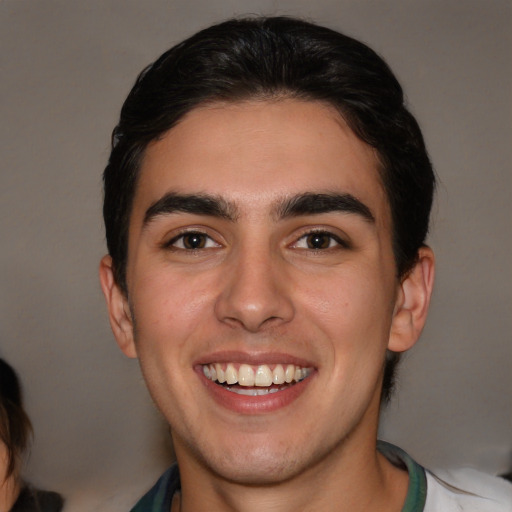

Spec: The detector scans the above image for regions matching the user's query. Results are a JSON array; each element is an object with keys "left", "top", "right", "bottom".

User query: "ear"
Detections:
[
  {"left": 99, "top": 255, "right": 138, "bottom": 358},
  {"left": 388, "top": 246, "right": 435, "bottom": 353}
]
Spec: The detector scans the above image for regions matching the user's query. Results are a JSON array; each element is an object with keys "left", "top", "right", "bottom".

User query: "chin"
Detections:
[
  {"left": 191, "top": 438, "right": 316, "bottom": 486},
  {"left": 212, "top": 456, "right": 303, "bottom": 486}
]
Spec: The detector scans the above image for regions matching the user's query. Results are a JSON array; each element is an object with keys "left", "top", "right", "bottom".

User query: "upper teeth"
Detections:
[{"left": 203, "top": 363, "right": 311, "bottom": 387}]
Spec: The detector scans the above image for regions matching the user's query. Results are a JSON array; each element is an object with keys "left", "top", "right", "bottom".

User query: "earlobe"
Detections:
[
  {"left": 99, "top": 255, "right": 138, "bottom": 358},
  {"left": 388, "top": 246, "right": 435, "bottom": 353}
]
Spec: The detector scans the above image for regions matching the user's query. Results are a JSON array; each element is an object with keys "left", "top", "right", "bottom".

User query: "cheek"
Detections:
[
  {"left": 296, "top": 265, "right": 395, "bottom": 383},
  {"left": 0, "top": 442, "right": 9, "bottom": 481},
  {"left": 131, "top": 270, "right": 217, "bottom": 354},
  {"left": 301, "top": 268, "right": 393, "bottom": 334}
]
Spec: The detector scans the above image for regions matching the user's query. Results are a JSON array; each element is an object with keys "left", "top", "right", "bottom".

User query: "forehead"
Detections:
[{"left": 132, "top": 99, "right": 389, "bottom": 225}]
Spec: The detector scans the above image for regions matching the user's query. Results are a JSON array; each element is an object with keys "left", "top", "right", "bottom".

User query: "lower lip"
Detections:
[{"left": 196, "top": 368, "right": 315, "bottom": 414}]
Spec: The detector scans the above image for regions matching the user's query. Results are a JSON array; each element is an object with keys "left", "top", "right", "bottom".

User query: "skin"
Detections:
[
  {"left": 0, "top": 441, "right": 20, "bottom": 511},
  {"left": 100, "top": 99, "right": 434, "bottom": 512}
]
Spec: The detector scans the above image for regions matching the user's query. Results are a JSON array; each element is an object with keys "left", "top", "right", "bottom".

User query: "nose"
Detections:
[{"left": 214, "top": 245, "right": 295, "bottom": 332}]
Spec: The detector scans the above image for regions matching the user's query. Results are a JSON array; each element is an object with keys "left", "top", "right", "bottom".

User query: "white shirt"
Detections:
[{"left": 425, "top": 467, "right": 512, "bottom": 511}]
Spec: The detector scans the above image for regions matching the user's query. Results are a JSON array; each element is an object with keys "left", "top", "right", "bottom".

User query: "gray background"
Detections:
[{"left": 1, "top": 1, "right": 510, "bottom": 510}]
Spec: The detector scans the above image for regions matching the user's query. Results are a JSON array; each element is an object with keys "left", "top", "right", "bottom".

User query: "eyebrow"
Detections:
[
  {"left": 144, "top": 192, "right": 239, "bottom": 225},
  {"left": 275, "top": 193, "right": 375, "bottom": 223},
  {"left": 143, "top": 191, "right": 375, "bottom": 226}
]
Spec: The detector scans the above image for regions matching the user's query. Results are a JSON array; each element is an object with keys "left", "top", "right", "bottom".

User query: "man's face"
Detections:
[{"left": 105, "top": 99, "right": 413, "bottom": 484}]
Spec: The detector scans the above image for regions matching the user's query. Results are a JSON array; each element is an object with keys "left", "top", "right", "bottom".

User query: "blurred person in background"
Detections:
[{"left": 0, "top": 359, "right": 63, "bottom": 512}]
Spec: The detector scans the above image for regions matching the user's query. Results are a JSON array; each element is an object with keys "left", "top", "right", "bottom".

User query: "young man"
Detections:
[{"left": 99, "top": 17, "right": 512, "bottom": 512}]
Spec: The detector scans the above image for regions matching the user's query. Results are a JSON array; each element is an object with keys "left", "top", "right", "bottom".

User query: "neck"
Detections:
[{"left": 0, "top": 474, "right": 21, "bottom": 512}]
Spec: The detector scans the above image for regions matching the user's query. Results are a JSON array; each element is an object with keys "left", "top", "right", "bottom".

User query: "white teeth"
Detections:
[
  {"left": 227, "top": 386, "right": 282, "bottom": 396},
  {"left": 225, "top": 363, "right": 237, "bottom": 385},
  {"left": 272, "top": 364, "right": 285, "bottom": 385},
  {"left": 215, "top": 363, "right": 226, "bottom": 383},
  {"left": 238, "top": 364, "right": 255, "bottom": 386},
  {"left": 285, "top": 365, "right": 295, "bottom": 383},
  {"left": 203, "top": 363, "right": 312, "bottom": 388},
  {"left": 254, "top": 365, "right": 273, "bottom": 387}
]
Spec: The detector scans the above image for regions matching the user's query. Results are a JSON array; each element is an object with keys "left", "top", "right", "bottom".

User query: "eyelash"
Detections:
[
  {"left": 292, "top": 230, "right": 350, "bottom": 251},
  {"left": 164, "top": 230, "right": 220, "bottom": 251}
]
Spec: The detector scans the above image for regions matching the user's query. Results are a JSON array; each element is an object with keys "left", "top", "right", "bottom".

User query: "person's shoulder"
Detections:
[
  {"left": 425, "top": 467, "right": 512, "bottom": 512},
  {"left": 33, "top": 489, "right": 64, "bottom": 512},
  {"left": 378, "top": 441, "right": 512, "bottom": 511},
  {"left": 130, "top": 465, "right": 180, "bottom": 512},
  {"left": 11, "top": 485, "right": 64, "bottom": 512}
]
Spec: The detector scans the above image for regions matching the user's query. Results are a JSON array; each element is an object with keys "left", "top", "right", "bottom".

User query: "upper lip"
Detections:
[{"left": 194, "top": 350, "right": 315, "bottom": 368}]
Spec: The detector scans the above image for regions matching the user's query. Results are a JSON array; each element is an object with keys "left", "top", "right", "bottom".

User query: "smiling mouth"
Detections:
[{"left": 202, "top": 363, "right": 312, "bottom": 396}]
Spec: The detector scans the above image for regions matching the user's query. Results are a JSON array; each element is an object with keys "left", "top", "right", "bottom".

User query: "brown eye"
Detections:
[
  {"left": 292, "top": 230, "right": 347, "bottom": 251},
  {"left": 182, "top": 233, "right": 207, "bottom": 249},
  {"left": 167, "top": 231, "right": 220, "bottom": 250},
  {"left": 306, "top": 233, "right": 332, "bottom": 249}
]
